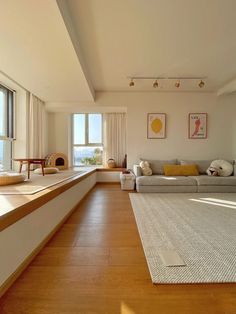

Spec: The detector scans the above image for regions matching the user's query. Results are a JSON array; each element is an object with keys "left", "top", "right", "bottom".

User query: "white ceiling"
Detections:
[
  {"left": 0, "top": 0, "right": 94, "bottom": 102},
  {"left": 65, "top": 0, "right": 236, "bottom": 92},
  {"left": 1, "top": 0, "right": 236, "bottom": 100}
]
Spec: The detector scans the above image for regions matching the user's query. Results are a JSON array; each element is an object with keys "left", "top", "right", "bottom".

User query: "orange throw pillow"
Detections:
[{"left": 163, "top": 164, "right": 199, "bottom": 176}]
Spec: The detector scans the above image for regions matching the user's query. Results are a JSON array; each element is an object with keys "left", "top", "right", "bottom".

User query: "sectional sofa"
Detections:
[{"left": 133, "top": 159, "right": 236, "bottom": 193}]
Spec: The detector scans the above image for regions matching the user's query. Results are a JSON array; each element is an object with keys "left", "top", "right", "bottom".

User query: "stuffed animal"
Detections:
[
  {"left": 206, "top": 160, "right": 233, "bottom": 177},
  {"left": 140, "top": 161, "right": 152, "bottom": 176},
  {"left": 206, "top": 166, "right": 219, "bottom": 176}
]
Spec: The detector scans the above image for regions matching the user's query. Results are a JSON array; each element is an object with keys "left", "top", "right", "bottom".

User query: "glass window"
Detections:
[
  {"left": 88, "top": 113, "right": 102, "bottom": 144},
  {"left": 0, "top": 84, "right": 14, "bottom": 171},
  {"left": 0, "top": 88, "right": 7, "bottom": 137},
  {"left": 73, "top": 114, "right": 85, "bottom": 145},
  {"left": 72, "top": 113, "right": 103, "bottom": 166}
]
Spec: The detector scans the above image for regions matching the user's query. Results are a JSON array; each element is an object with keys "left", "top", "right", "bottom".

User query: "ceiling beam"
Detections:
[
  {"left": 56, "top": 0, "right": 95, "bottom": 100},
  {"left": 217, "top": 77, "right": 236, "bottom": 96}
]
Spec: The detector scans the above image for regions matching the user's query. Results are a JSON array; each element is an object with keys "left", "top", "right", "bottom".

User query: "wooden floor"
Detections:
[{"left": 0, "top": 184, "right": 236, "bottom": 314}]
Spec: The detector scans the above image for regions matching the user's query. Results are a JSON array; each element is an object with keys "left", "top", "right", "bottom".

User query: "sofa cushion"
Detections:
[
  {"left": 192, "top": 175, "right": 236, "bottom": 186},
  {"left": 136, "top": 175, "right": 197, "bottom": 186},
  {"left": 140, "top": 158, "right": 177, "bottom": 175},
  {"left": 164, "top": 164, "right": 199, "bottom": 176},
  {"left": 179, "top": 160, "right": 213, "bottom": 174}
]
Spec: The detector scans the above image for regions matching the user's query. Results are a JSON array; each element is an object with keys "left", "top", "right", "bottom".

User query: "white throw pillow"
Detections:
[
  {"left": 139, "top": 161, "right": 152, "bottom": 176},
  {"left": 207, "top": 160, "right": 233, "bottom": 177}
]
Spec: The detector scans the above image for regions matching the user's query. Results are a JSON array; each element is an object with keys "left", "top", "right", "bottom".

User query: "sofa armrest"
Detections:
[
  {"left": 133, "top": 165, "right": 142, "bottom": 177},
  {"left": 233, "top": 161, "right": 236, "bottom": 176}
]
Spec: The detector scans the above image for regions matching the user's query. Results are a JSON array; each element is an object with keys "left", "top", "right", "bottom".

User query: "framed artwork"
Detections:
[
  {"left": 188, "top": 113, "right": 207, "bottom": 139},
  {"left": 147, "top": 113, "right": 166, "bottom": 139}
]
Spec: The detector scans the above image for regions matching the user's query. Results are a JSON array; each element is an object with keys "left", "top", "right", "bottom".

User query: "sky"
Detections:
[{"left": 73, "top": 114, "right": 102, "bottom": 144}]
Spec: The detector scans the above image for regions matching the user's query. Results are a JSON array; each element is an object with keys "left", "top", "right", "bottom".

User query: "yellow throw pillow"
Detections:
[{"left": 163, "top": 164, "right": 199, "bottom": 176}]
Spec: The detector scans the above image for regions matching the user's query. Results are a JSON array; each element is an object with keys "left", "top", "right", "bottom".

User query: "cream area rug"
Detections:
[
  {"left": 129, "top": 193, "right": 236, "bottom": 284},
  {"left": 0, "top": 170, "right": 85, "bottom": 195}
]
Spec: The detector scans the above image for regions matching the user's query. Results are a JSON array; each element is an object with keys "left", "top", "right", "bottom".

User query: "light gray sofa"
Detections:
[{"left": 133, "top": 159, "right": 236, "bottom": 193}]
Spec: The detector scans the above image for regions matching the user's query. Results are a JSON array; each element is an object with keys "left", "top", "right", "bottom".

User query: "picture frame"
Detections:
[
  {"left": 147, "top": 113, "right": 166, "bottom": 139},
  {"left": 188, "top": 113, "right": 207, "bottom": 139}
]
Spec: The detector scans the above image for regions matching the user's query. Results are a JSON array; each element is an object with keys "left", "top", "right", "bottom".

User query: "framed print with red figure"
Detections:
[{"left": 188, "top": 113, "right": 207, "bottom": 139}]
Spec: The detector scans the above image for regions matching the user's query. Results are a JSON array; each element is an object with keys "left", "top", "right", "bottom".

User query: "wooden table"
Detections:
[{"left": 13, "top": 158, "right": 46, "bottom": 179}]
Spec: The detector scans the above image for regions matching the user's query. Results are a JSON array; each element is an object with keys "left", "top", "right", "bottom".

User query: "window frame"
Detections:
[{"left": 72, "top": 113, "right": 103, "bottom": 166}]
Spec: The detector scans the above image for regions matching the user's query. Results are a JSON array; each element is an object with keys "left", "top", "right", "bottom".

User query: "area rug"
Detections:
[
  {"left": 129, "top": 193, "right": 236, "bottom": 284},
  {"left": 0, "top": 170, "right": 85, "bottom": 195}
]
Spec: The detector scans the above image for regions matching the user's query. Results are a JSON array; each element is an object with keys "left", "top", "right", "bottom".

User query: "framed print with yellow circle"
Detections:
[{"left": 147, "top": 113, "right": 166, "bottom": 139}]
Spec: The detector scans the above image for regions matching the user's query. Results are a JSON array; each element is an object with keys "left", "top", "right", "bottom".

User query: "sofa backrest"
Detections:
[
  {"left": 179, "top": 160, "right": 213, "bottom": 174},
  {"left": 135, "top": 159, "right": 236, "bottom": 176},
  {"left": 140, "top": 158, "right": 177, "bottom": 175}
]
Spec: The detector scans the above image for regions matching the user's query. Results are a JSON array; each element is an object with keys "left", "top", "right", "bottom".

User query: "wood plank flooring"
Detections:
[{"left": 0, "top": 184, "right": 236, "bottom": 314}]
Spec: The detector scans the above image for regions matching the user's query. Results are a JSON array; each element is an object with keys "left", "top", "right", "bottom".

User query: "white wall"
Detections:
[
  {"left": 0, "top": 172, "right": 96, "bottom": 288},
  {"left": 96, "top": 171, "right": 121, "bottom": 182},
  {"left": 46, "top": 92, "right": 236, "bottom": 168},
  {"left": 48, "top": 112, "right": 72, "bottom": 164}
]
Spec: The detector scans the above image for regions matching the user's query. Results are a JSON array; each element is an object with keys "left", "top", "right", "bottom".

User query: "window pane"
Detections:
[
  {"left": 73, "top": 146, "right": 103, "bottom": 166},
  {"left": 7, "top": 91, "right": 14, "bottom": 138},
  {"left": 0, "top": 89, "right": 7, "bottom": 137},
  {"left": 0, "top": 140, "right": 12, "bottom": 170},
  {"left": 73, "top": 114, "right": 85, "bottom": 144},
  {"left": 88, "top": 114, "right": 102, "bottom": 144}
]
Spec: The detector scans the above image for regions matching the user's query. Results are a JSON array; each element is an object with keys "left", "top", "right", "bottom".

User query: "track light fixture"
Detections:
[
  {"left": 175, "top": 80, "right": 180, "bottom": 88},
  {"left": 153, "top": 80, "right": 159, "bottom": 88},
  {"left": 198, "top": 80, "right": 205, "bottom": 88},
  {"left": 127, "top": 76, "right": 206, "bottom": 88},
  {"left": 129, "top": 79, "right": 134, "bottom": 87}
]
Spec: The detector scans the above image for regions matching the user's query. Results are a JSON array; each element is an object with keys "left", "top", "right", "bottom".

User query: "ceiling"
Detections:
[
  {"left": 65, "top": 0, "right": 236, "bottom": 93},
  {"left": 0, "top": 0, "right": 94, "bottom": 102},
  {"left": 1, "top": 0, "right": 236, "bottom": 101}
]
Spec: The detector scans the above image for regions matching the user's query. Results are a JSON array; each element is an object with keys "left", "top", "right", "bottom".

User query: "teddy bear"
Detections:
[{"left": 139, "top": 161, "right": 152, "bottom": 176}]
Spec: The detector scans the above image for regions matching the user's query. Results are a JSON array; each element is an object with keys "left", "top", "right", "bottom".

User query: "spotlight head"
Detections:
[
  {"left": 153, "top": 80, "right": 159, "bottom": 88},
  {"left": 175, "top": 80, "right": 180, "bottom": 88},
  {"left": 129, "top": 79, "right": 134, "bottom": 87},
  {"left": 199, "top": 80, "right": 205, "bottom": 88}
]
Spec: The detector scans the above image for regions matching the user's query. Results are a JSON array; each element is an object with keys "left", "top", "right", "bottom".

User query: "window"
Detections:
[
  {"left": 0, "top": 84, "right": 14, "bottom": 171},
  {"left": 72, "top": 113, "right": 103, "bottom": 166}
]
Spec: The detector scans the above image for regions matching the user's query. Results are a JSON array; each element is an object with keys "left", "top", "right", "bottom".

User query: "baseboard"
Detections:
[{"left": 0, "top": 183, "right": 95, "bottom": 298}]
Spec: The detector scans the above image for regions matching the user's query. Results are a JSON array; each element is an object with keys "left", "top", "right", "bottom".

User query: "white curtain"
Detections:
[
  {"left": 103, "top": 113, "right": 126, "bottom": 167},
  {"left": 28, "top": 93, "right": 46, "bottom": 158}
]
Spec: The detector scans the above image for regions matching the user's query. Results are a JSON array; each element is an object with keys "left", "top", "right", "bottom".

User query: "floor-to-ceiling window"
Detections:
[
  {"left": 72, "top": 113, "right": 103, "bottom": 166},
  {"left": 0, "top": 84, "right": 14, "bottom": 170}
]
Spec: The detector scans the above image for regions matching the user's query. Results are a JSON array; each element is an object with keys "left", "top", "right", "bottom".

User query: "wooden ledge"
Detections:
[
  {"left": 96, "top": 168, "right": 126, "bottom": 172},
  {"left": 0, "top": 169, "right": 96, "bottom": 232}
]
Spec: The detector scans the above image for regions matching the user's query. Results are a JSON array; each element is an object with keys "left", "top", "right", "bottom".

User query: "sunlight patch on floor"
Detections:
[
  {"left": 189, "top": 198, "right": 236, "bottom": 209},
  {"left": 200, "top": 197, "right": 236, "bottom": 206},
  {"left": 121, "top": 302, "right": 136, "bottom": 314}
]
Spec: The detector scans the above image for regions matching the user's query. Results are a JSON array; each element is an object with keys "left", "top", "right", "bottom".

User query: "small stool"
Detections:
[{"left": 120, "top": 172, "right": 136, "bottom": 190}]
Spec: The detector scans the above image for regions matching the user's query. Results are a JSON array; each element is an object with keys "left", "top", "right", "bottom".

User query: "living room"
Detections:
[{"left": 0, "top": 1, "right": 236, "bottom": 313}]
